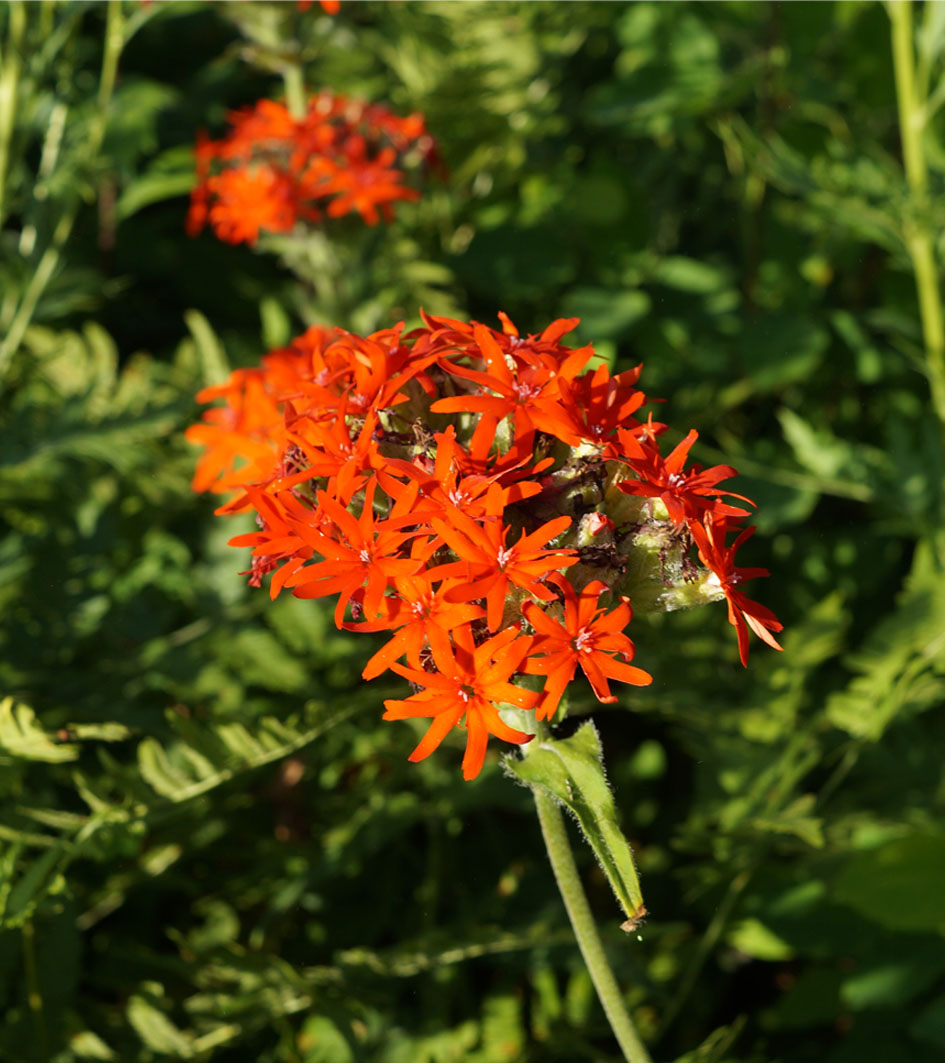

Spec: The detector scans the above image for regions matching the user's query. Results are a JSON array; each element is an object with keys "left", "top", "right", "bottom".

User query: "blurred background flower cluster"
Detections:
[{"left": 2, "top": 2, "right": 945, "bottom": 1061}]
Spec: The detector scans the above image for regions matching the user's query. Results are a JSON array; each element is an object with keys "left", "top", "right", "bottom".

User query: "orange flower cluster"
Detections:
[
  {"left": 188, "top": 313, "right": 782, "bottom": 778},
  {"left": 297, "top": 1, "right": 341, "bottom": 12},
  {"left": 187, "top": 92, "right": 437, "bottom": 245}
]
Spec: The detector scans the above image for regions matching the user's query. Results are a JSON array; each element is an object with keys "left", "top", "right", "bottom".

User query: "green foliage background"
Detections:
[{"left": 2, "top": 2, "right": 945, "bottom": 1061}]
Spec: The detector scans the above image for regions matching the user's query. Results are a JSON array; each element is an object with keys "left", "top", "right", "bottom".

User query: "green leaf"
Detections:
[
  {"left": 561, "top": 287, "right": 651, "bottom": 341},
  {"left": 299, "top": 1016, "right": 355, "bottom": 1063},
  {"left": 727, "top": 918, "right": 795, "bottom": 961},
  {"left": 116, "top": 146, "right": 195, "bottom": 220},
  {"left": 748, "top": 793, "right": 825, "bottom": 849},
  {"left": 769, "top": 968, "right": 842, "bottom": 1031},
  {"left": 224, "top": 628, "right": 310, "bottom": 693},
  {"left": 184, "top": 309, "right": 230, "bottom": 389},
  {"left": 842, "top": 951, "right": 945, "bottom": 1011},
  {"left": 137, "top": 701, "right": 351, "bottom": 803},
  {"left": 67, "top": 722, "right": 133, "bottom": 743},
  {"left": 827, "top": 536, "right": 945, "bottom": 739},
  {"left": 1, "top": 844, "right": 66, "bottom": 927},
  {"left": 912, "top": 992, "right": 945, "bottom": 1049},
  {"left": 504, "top": 721, "right": 644, "bottom": 925},
  {"left": 833, "top": 830, "right": 945, "bottom": 933},
  {"left": 260, "top": 294, "right": 293, "bottom": 350},
  {"left": 778, "top": 407, "right": 856, "bottom": 480},
  {"left": 70, "top": 1030, "right": 117, "bottom": 1060},
  {"left": 0, "top": 696, "right": 78, "bottom": 763},
  {"left": 738, "top": 315, "right": 830, "bottom": 393},
  {"left": 126, "top": 994, "right": 192, "bottom": 1057},
  {"left": 672, "top": 1018, "right": 747, "bottom": 1063},
  {"left": 650, "top": 255, "right": 730, "bottom": 294}
]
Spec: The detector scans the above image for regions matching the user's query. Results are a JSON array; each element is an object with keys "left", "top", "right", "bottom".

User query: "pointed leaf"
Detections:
[
  {"left": 0, "top": 697, "right": 78, "bottom": 763},
  {"left": 126, "top": 995, "right": 192, "bottom": 1057},
  {"left": 505, "top": 721, "right": 644, "bottom": 925},
  {"left": 185, "top": 309, "right": 230, "bottom": 388}
]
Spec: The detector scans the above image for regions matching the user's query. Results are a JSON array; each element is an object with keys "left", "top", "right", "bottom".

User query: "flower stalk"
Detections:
[{"left": 533, "top": 783, "right": 652, "bottom": 1063}]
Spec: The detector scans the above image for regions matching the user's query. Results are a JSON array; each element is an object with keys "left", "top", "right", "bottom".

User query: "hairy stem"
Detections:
[{"left": 533, "top": 786, "right": 652, "bottom": 1063}]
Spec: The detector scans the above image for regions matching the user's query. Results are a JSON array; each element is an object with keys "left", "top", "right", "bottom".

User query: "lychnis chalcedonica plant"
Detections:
[{"left": 189, "top": 304, "right": 782, "bottom": 1061}]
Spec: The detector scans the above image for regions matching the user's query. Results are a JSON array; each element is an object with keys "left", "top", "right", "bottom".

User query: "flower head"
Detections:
[
  {"left": 187, "top": 93, "right": 436, "bottom": 245},
  {"left": 189, "top": 310, "right": 782, "bottom": 777}
]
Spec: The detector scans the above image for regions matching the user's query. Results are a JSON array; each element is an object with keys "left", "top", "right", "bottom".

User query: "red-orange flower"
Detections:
[
  {"left": 616, "top": 429, "right": 753, "bottom": 525},
  {"left": 378, "top": 425, "right": 542, "bottom": 524},
  {"left": 689, "top": 517, "right": 784, "bottom": 666},
  {"left": 284, "top": 478, "right": 430, "bottom": 625},
  {"left": 187, "top": 93, "right": 434, "bottom": 245},
  {"left": 533, "top": 363, "right": 647, "bottom": 452},
  {"left": 430, "top": 324, "right": 568, "bottom": 445},
  {"left": 227, "top": 487, "right": 319, "bottom": 597},
  {"left": 345, "top": 573, "right": 485, "bottom": 680},
  {"left": 383, "top": 626, "right": 538, "bottom": 780},
  {"left": 303, "top": 150, "right": 420, "bottom": 226},
  {"left": 430, "top": 507, "right": 578, "bottom": 631},
  {"left": 205, "top": 166, "right": 298, "bottom": 245},
  {"left": 185, "top": 369, "right": 284, "bottom": 494},
  {"left": 523, "top": 577, "right": 652, "bottom": 720}
]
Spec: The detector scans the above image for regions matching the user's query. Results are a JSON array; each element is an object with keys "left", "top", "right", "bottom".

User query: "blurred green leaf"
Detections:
[
  {"left": 184, "top": 308, "right": 230, "bottom": 388},
  {"left": 70, "top": 1030, "right": 117, "bottom": 1060},
  {"left": 562, "top": 287, "right": 650, "bottom": 342},
  {"left": 137, "top": 701, "right": 351, "bottom": 803},
  {"left": 299, "top": 1016, "right": 354, "bottom": 1063},
  {"left": 828, "top": 537, "right": 945, "bottom": 739},
  {"left": 912, "top": 993, "right": 945, "bottom": 1049},
  {"left": 842, "top": 949, "right": 945, "bottom": 1010},
  {"left": 737, "top": 316, "right": 830, "bottom": 394},
  {"left": 833, "top": 830, "right": 945, "bottom": 933},
  {"left": 0, "top": 697, "right": 77, "bottom": 763},
  {"left": 126, "top": 994, "right": 192, "bottom": 1057},
  {"left": 0, "top": 845, "right": 65, "bottom": 928},
  {"left": 727, "top": 917, "right": 794, "bottom": 961},
  {"left": 116, "top": 146, "right": 195, "bottom": 220},
  {"left": 650, "top": 256, "right": 731, "bottom": 294}
]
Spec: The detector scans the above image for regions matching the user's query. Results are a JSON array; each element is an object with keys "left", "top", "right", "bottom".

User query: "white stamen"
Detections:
[{"left": 574, "top": 628, "right": 594, "bottom": 653}]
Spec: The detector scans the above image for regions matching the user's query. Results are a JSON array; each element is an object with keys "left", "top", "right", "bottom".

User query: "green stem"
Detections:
[
  {"left": 533, "top": 786, "right": 652, "bottom": 1063},
  {"left": 0, "top": 0, "right": 26, "bottom": 231},
  {"left": 97, "top": 0, "right": 123, "bottom": 117},
  {"left": 22, "top": 920, "right": 48, "bottom": 1062},
  {"left": 655, "top": 867, "right": 752, "bottom": 1040},
  {"left": 282, "top": 61, "right": 307, "bottom": 121},
  {"left": 0, "top": 0, "right": 123, "bottom": 381},
  {"left": 889, "top": 0, "right": 945, "bottom": 435}
]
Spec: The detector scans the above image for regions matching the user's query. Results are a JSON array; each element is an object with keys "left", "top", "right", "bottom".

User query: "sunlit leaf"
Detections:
[{"left": 505, "top": 721, "right": 644, "bottom": 925}]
